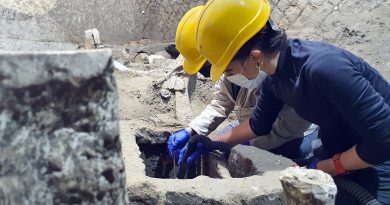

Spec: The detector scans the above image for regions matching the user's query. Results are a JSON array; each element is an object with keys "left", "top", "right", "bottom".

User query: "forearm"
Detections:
[
  {"left": 189, "top": 80, "right": 235, "bottom": 135},
  {"left": 211, "top": 120, "right": 256, "bottom": 145},
  {"left": 317, "top": 145, "right": 371, "bottom": 176},
  {"left": 189, "top": 103, "right": 233, "bottom": 135}
]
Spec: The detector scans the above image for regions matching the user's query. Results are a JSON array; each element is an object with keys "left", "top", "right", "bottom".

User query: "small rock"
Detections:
[
  {"left": 173, "top": 77, "right": 185, "bottom": 91},
  {"left": 153, "top": 58, "right": 182, "bottom": 72},
  {"left": 162, "top": 76, "right": 186, "bottom": 92},
  {"left": 148, "top": 54, "right": 166, "bottom": 64},
  {"left": 162, "top": 76, "right": 174, "bottom": 90},
  {"left": 154, "top": 50, "right": 172, "bottom": 59},
  {"left": 137, "top": 43, "right": 174, "bottom": 55},
  {"left": 112, "top": 48, "right": 134, "bottom": 65},
  {"left": 280, "top": 167, "right": 337, "bottom": 205},
  {"left": 84, "top": 28, "right": 101, "bottom": 49},
  {"left": 113, "top": 61, "right": 130, "bottom": 71},
  {"left": 134, "top": 53, "right": 149, "bottom": 64},
  {"left": 165, "top": 44, "right": 180, "bottom": 59},
  {"left": 135, "top": 127, "right": 170, "bottom": 145},
  {"left": 160, "top": 89, "right": 171, "bottom": 99}
]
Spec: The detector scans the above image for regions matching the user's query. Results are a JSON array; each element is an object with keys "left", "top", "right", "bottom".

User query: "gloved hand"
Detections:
[
  {"left": 178, "top": 142, "right": 210, "bottom": 167},
  {"left": 307, "top": 157, "right": 320, "bottom": 169},
  {"left": 167, "top": 128, "right": 191, "bottom": 159}
]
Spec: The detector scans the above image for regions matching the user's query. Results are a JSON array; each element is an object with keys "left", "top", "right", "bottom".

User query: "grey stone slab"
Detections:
[{"left": 228, "top": 145, "right": 295, "bottom": 178}]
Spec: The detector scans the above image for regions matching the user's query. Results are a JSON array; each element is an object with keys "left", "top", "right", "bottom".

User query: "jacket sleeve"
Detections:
[
  {"left": 251, "top": 105, "right": 312, "bottom": 150},
  {"left": 188, "top": 78, "right": 235, "bottom": 136},
  {"left": 312, "top": 53, "right": 390, "bottom": 165},
  {"left": 249, "top": 77, "right": 285, "bottom": 137}
]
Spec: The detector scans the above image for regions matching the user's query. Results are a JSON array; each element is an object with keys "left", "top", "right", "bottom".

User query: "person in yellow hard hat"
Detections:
[
  {"left": 184, "top": 0, "right": 390, "bottom": 204},
  {"left": 168, "top": 6, "right": 320, "bottom": 171},
  {"left": 174, "top": 6, "right": 208, "bottom": 77}
]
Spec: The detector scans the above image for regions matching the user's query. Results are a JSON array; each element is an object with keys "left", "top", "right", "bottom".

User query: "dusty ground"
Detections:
[
  {"left": 114, "top": 69, "right": 222, "bottom": 131},
  {"left": 115, "top": 71, "right": 171, "bottom": 121},
  {"left": 114, "top": 62, "right": 239, "bottom": 147}
]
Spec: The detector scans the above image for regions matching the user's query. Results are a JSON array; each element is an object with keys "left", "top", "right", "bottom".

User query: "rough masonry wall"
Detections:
[
  {"left": 132, "top": 0, "right": 207, "bottom": 42},
  {"left": 0, "top": 50, "right": 127, "bottom": 205},
  {"left": 0, "top": 0, "right": 206, "bottom": 51},
  {"left": 269, "top": 0, "right": 390, "bottom": 79}
]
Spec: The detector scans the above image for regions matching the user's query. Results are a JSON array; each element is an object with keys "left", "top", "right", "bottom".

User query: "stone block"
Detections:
[
  {"left": 84, "top": 28, "right": 101, "bottom": 49},
  {"left": 228, "top": 145, "right": 295, "bottom": 178},
  {"left": 280, "top": 167, "right": 337, "bottom": 205},
  {"left": 134, "top": 53, "right": 150, "bottom": 64},
  {"left": 137, "top": 43, "right": 174, "bottom": 55},
  {"left": 165, "top": 44, "right": 180, "bottom": 59},
  {"left": 0, "top": 50, "right": 127, "bottom": 205},
  {"left": 155, "top": 50, "right": 172, "bottom": 59},
  {"left": 112, "top": 49, "right": 133, "bottom": 66},
  {"left": 148, "top": 54, "right": 166, "bottom": 64}
]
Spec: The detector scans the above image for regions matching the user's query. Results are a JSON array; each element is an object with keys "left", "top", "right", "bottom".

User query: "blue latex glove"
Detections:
[
  {"left": 167, "top": 128, "right": 191, "bottom": 159},
  {"left": 307, "top": 158, "right": 320, "bottom": 169},
  {"left": 178, "top": 142, "right": 210, "bottom": 167}
]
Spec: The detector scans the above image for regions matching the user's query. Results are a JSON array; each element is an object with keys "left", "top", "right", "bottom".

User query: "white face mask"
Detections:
[
  {"left": 226, "top": 71, "right": 267, "bottom": 89},
  {"left": 226, "top": 58, "right": 267, "bottom": 89}
]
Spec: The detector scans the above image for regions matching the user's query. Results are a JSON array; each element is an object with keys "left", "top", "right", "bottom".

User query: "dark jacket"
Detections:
[{"left": 249, "top": 39, "right": 390, "bottom": 165}]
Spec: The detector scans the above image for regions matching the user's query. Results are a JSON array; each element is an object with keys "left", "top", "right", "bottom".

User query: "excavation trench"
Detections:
[{"left": 135, "top": 128, "right": 209, "bottom": 179}]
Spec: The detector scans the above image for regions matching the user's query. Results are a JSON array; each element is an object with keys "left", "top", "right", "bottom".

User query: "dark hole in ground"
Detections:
[{"left": 135, "top": 128, "right": 177, "bottom": 179}]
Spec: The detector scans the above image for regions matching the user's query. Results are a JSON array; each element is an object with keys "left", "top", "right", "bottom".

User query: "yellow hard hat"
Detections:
[
  {"left": 196, "top": 0, "right": 271, "bottom": 81},
  {"left": 175, "top": 6, "right": 206, "bottom": 75}
]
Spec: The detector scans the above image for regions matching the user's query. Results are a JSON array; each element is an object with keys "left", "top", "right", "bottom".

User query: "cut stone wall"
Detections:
[{"left": 0, "top": 50, "right": 127, "bottom": 205}]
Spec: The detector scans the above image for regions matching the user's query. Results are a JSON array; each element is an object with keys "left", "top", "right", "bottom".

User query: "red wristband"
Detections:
[{"left": 332, "top": 153, "right": 346, "bottom": 176}]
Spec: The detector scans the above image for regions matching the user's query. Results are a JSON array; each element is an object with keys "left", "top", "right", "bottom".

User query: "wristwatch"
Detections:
[{"left": 332, "top": 153, "right": 347, "bottom": 176}]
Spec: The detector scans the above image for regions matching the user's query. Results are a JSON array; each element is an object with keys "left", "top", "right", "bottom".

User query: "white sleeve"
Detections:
[{"left": 189, "top": 78, "right": 235, "bottom": 135}]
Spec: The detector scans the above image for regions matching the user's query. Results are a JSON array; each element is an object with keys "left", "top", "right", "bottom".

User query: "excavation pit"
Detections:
[
  {"left": 135, "top": 128, "right": 205, "bottom": 179},
  {"left": 135, "top": 128, "right": 174, "bottom": 178},
  {"left": 122, "top": 121, "right": 288, "bottom": 204}
]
